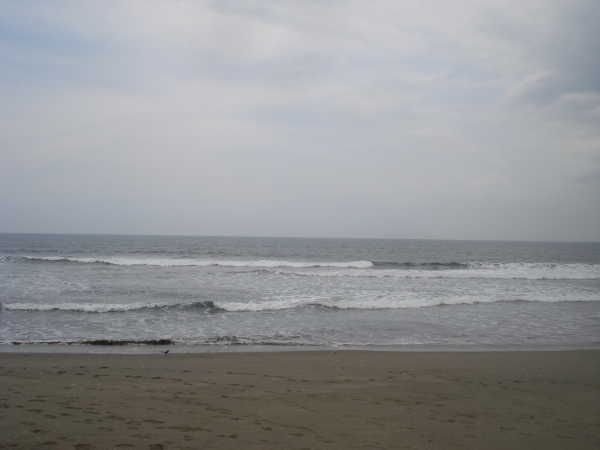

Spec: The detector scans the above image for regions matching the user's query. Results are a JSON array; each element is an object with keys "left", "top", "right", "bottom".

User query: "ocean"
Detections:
[{"left": 1, "top": 234, "right": 599, "bottom": 351}]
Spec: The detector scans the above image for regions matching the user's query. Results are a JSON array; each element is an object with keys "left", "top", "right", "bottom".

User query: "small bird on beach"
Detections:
[{"left": 163, "top": 349, "right": 169, "bottom": 355}]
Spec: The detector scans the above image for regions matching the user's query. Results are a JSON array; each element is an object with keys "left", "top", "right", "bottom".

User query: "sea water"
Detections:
[{"left": 1, "top": 234, "right": 599, "bottom": 351}]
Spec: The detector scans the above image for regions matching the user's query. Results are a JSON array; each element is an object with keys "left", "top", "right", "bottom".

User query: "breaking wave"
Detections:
[
  {"left": 277, "top": 262, "right": 600, "bottom": 280},
  {"left": 1, "top": 300, "right": 223, "bottom": 313},
  {"left": 3, "top": 255, "right": 599, "bottom": 279},
  {"left": 5, "top": 255, "right": 374, "bottom": 269},
  {"left": 2, "top": 296, "right": 596, "bottom": 314}
]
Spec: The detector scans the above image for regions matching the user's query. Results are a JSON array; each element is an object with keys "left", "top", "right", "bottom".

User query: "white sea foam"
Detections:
[
  {"left": 3, "top": 302, "right": 170, "bottom": 312},
  {"left": 220, "top": 296, "right": 331, "bottom": 312},
  {"left": 7, "top": 256, "right": 600, "bottom": 279},
  {"left": 277, "top": 262, "right": 600, "bottom": 280},
  {"left": 3, "top": 293, "right": 597, "bottom": 314},
  {"left": 15, "top": 255, "right": 374, "bottom": 269},
  {"left": 1, "top": 300, "right": 219, "bottom": 313},
  {"left": 223, "top": 294, "right": 598, "bottom": 312}
]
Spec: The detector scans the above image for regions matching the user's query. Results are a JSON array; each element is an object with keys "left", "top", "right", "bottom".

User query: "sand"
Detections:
[{"left": 1, "top": 350, "right": 599, "bottom": 449}]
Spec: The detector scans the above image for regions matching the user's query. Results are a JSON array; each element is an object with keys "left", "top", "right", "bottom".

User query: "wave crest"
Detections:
[
  {"left": 6, "top": 255, "right": 374, "bottom": 269},
  {"left": 3, "top": 297, "right": 596, "bottom": 315},
  {"left": 372, "top": 261, "right": 468, "bottom": 269},
  {"left": 2, "top": 300, "right": 222, "bottom": 313},
  {"left": 3, "top": 256, "right": 598, "bottom": 279}
]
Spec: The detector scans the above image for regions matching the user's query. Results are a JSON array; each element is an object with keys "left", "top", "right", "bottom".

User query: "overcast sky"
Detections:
[{"left": 1, "top": 0, "right": 599, "bottom": 241}]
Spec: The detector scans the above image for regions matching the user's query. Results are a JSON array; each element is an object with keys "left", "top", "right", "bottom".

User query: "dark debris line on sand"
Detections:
[
  {"left": 82, "top": 339, "right": 173, "bottom": 346},
  {"left": 9, "top": 339, "right": 174, "bottom": 346}
]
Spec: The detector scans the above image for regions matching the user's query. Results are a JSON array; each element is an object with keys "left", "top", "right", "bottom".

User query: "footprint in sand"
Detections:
[{"left": 74, "top": 444, "right": 93, "bottom": 450}]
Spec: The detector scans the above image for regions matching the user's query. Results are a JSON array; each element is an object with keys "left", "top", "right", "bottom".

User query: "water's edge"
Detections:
[{"left": 3, "top": 342, "right": 600, "bottom": 355}]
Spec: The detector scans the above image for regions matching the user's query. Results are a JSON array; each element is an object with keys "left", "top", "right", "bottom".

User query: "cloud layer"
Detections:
[{"left": 1, "top": 0, "right": 599, "bottom": 240}]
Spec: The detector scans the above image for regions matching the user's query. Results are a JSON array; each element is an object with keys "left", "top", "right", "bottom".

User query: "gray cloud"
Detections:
[
  {"left": 0, "top": 0, "right": 598, "bottom": 240},
  {"left": 485, "top": 0, "right": 600, "bottom": 112}
]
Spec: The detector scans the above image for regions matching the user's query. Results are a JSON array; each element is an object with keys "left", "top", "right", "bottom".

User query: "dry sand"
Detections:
[{"left": 1, "top": 350, "right": 599, "bottom": 449}]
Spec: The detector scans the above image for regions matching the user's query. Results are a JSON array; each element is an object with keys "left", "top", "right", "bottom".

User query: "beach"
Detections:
[{"left": 1, "top": 350, "right": 599, "bottom": 449}]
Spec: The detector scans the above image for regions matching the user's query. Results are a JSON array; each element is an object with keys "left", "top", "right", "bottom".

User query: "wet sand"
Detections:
[{"left": 1, "top": 350, "right": 599, "bottom": 449}]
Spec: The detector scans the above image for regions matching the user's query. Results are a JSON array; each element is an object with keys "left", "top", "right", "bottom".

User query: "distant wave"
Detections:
[
  {"left": 2, "top": 296, "right": 596, "bottom": 315},
  {"left": 5, "top": 255, "right": 374, "bottom": 269},
  {"left": 4, "top": 255, "right": 599, "bottom": 279},
  {"left": 277, "top": 262, "right": 600, "bottom": 280},
  {"left": 2, "top": 256, "right": 474, "bottom": 270}
]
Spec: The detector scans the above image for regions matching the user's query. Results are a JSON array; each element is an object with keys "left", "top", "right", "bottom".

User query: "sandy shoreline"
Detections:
[{"left": 1, "top": 351, "right": 599, "bottom": 449}]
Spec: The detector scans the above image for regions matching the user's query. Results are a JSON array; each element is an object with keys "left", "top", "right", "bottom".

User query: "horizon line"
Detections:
[{"left": 0, "top": 231, "right": 598, "bottom": 244}]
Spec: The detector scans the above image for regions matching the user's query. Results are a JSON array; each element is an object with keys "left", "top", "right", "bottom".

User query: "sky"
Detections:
[{"left": 1, "top": 0, "right": 599, "bottom": 241}]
